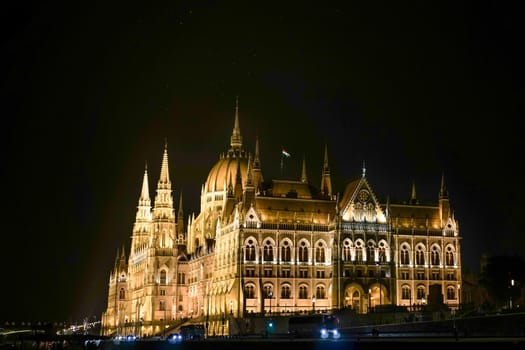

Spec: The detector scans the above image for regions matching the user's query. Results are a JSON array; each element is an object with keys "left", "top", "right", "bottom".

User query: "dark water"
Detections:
[
  {"left": 4, "top": 334, "right": 524, "bottom": 350},
  {"left": 98, "top": 337, "right": 524, "bottom": 350}
]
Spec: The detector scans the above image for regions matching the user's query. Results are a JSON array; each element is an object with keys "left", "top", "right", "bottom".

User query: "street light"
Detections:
[
  {"left": 376, "top": 262, "right": 382, "bottom": 306},
  {"left": 368, "top": 288, "right": 372, "bottom": 312},
  {"left": 266, "top": 286, "right": 273, "bottom": 315},
  {"left": 510, "top": 278, "right": 515, "bottom": 310},
  {"left": 457, "top": 283, "right": 461, "bottom": 311},
  {"left": 312, "top": 295, "right": 316, "bottom": 313}
]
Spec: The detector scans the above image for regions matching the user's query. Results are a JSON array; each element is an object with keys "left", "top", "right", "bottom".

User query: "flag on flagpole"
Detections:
[{"left": 282, "top": 148, "right": 291, "bottom": 158}]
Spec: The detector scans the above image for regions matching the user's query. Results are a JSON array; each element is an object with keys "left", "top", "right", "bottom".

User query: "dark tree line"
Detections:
[{"left": 478, "top": 254, "right": 524, "bottom": 310}]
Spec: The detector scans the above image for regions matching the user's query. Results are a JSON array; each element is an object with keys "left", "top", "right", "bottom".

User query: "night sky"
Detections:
[{"left": 1, "top": 1, "right": 523, "bottom": 323}]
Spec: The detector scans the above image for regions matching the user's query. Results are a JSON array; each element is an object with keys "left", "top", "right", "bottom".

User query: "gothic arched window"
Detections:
[
  {"left": 281, "top": 285, "right": 291, "bottom": 299},
  {"left": 446, "top": 286, "right": 455, "bottom": 300},
  {"left": 400, "top": 245, "right": 410, "bottom": 265},
  {"left": 343, "top": 240, "right": 351, "bottom": 261},
  {"left": 298, "top": 241, "right": 308, "bottom": 262},
  {"left": 417, "top": 286, "right": 425, "bottom": 300},
  {"left": 245, "top": 285, "right": 255, "bottom": 299},
  {"left": 445, "top": 246, "right": 454, "bottom": 266},
  {"left": 299, "top": 285, "right": 308, "bottom": 299},
  {"left": 264, "top": 239, "right": 274, "bottom": 262},
  {"left": 245, "top": 239, "right": 256, "bottom": 261},
  {"left": 355, "top": 241, "right": 363, "bottom": 262},
  {"left": 415, "top": 246, "right": 425, "bottom": 265},
  {"left": 281, "top": 241, "right": 291, "bottom": 262},
  {"left": 402, "top": 285, "right": 411, "bottom": 300},
  {"left": 316, "top": 285, "right": 326, "bottom": 299},
  {"left": 315, "top": 242, "right": 325, "bottom": 263},
  {"left": 367, "top": 241, "right": 376, "bottom": 262},
  {"left": 431, "top": 246, "right": 440, "bottom": 265}
]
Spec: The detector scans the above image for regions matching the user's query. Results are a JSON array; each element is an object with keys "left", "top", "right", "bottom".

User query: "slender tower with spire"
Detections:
[
  {"left": 301, "top": 154, "right": 308, "bottom": 183},
  {"left": 320, "top": 144, "right": 332, "bottom": 198},
  {"left": 229, "top": 95, "right": 243, "bottom": 154}
]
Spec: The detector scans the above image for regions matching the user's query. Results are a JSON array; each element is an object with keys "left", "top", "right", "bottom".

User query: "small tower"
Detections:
[{"left": 320, "top": 144, "right": 333, "bottom": 198}]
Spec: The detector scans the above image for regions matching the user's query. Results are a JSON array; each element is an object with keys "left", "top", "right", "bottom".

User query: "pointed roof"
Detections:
[
  {"left": 178, "top": 190, "right": 184, "bottom": 217},
  {"left": 320, "top": 143, "right": 332, "bottom": 197},
  {"left": 323, "top": 143, "right": 329, "bottom": 170},
  {"left": 230, "top": 95, "right": 242, "bottom": 149},
  {"left": 439, "top": 171, "right": 449, "bottom": 198},
  {"left": 301, "top": 154, "right": 308, "bottom": 183},
  {"left": 139, "top": 162, "right": 151, "bottom": 205},
  {"left": 245, "top": 154, "right": 253, "bottom": 187},
  {"left": 205, "top": 97, "right": 249, "bottom": 193},
  {"left": 253, "top": 135, "right": 261, "bottom": 169},
  {"left": 339, "top": 177, "right": 365, "bottom": 210},
  {"left": 158, "top": 141, "right": 171, "bottom": 188}
]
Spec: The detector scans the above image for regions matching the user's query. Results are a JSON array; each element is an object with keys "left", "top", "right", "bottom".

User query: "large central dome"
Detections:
[{"left": 205, "top": 152, "right": 249, "bottom": 193}]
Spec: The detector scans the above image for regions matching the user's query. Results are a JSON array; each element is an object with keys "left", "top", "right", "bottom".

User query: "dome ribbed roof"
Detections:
[{"left": 205, "top": 153, "right": 249, "bottom": 192}]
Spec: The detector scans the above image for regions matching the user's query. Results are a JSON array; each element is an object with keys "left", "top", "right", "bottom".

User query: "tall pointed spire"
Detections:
[
  {"left": 252, "top": 135, "right": 264, "bottom": 190},
  {"left": 158, "top": 140, "right": 171, "bottom": 188},
  {"left": 245, "top": 154, "right": 253, "bottom": 187},
  {"left": 439, "top": 171, "right": 448, "bottom": 198},
  {"left": 227, "top": 171, "right": 234, "bottom": 197},
  {"left": 438, "top": 171, "right": 451, "bottom": 224},
  {"left": 410, "top": 180, "right": 418, "bottom": 205},
  {"left": 230, "top": 95, "right": 242, "bottom": 150},
  {"left": 114, "top": 246, "right": 120, "bottom": 267},
  {"left": 320, "top": 143, "right": 332, "bottom": 198},
  {"left": 301, "top": 154, "right": 308, "bottom": 183},
  {"left": 152, "top": 142, "right": 175, "bottom": 247},
  {"left": 140, "top": 162, "right": 150, "bottom": 205},
  {"left": 178, "top": 190, "right": 184, "bottom": 219},
  {"left": 243, "top": 154, "right": 256, "bottom": 206},
  {"left": 234, "top": 158, "right": 243, "bottom": 199},
  {"left": 253, "top": 135, "right": 261, "bottom": 169},
  {"left": 177, "top": 190, "right": 184, "bottom": 238},
  {"left": 117, "top": 244, "right": 127, "bottom": 274},
  {"left": 135, "top": 162, "right": 152, "bottom": 223}
]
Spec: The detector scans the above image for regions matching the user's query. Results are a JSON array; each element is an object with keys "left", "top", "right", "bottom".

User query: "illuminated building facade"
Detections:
[{"left": 101, "top": 99, "right": 462, "bottom": 336}]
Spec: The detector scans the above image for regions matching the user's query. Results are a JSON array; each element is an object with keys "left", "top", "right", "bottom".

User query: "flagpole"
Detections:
[
  {"left": 280, "top": 154, "right": 284, "bottom": 177},
  {"left": 281, "top": 147, "right": 290, "bottom": 177}
]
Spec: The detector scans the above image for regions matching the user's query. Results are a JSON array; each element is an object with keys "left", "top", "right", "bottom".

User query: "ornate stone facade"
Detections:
[{"left": 101, "top": 99, "right": 462, "bottom": 337}]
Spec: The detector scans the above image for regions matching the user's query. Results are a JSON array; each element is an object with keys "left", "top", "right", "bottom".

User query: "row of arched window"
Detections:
[
  {"left": 244, "top": 237, "right": 395, "bottom": 264},
  {"left": 341, "top": 238, "right": 389, "bottom": 262},
  {"left": 243, "top": 237, "right": 458, "bottom": 267},
  {"left": 399, "top": 243, "right": 458, "bottom": 266},
  {"left": 401, "top": 284, "right": 460, "bottom": 300},
  {"left": 244, "top": 284, "right": 327, "bottom": 300},
  {"left": 244, "top": 238, "right": 328, "bottom": 263}
]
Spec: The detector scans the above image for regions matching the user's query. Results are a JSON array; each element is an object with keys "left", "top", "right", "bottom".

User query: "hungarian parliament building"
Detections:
[{"left": 101, "top": 100, "right": 462, "bottom": 337}]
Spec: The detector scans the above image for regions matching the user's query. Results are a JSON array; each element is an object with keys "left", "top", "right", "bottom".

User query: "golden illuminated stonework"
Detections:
[{"left": 100, "top": 99, "right": 462, "bottom": 338}]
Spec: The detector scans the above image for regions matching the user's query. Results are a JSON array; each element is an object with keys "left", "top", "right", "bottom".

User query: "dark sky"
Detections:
[{"left": 1, "top": 1, "right": 523, "bottom": 323}]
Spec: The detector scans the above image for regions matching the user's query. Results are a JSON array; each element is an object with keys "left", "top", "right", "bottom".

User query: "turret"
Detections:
[
  {"left": 439, "top": 172, "right": 451, "bottom": 224},
  {"left": 152, "top": 141, "right": 175, "bottom": 248},
  {"left": 252, "top": 136, "right": 263, "bottom": 191},
  {"left": 177, "top": 191, "right": 185, "bottom": 241},
  {"left": 320, "top": 144, "right": 332, "bottom": 198},
  {"left": 301, "top": 154, "right": 308, "bottom": 183}
]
